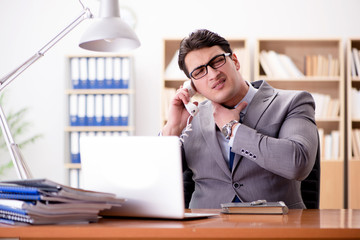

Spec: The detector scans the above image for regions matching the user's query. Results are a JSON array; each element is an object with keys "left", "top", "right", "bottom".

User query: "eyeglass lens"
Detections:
[{"left": 191, "top": 54, "right": 228, "bottom": 80}]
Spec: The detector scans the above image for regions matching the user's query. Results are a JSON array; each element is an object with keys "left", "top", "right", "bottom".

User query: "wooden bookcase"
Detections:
[
  {"left": 346, "top": 38, "right": 360, "bottom": 209},
  {"left": 255, "top": 39, "right": 345, "bottom": 209},
  {"left": 161, "top": 39, "right": 250, "bottom": 126},
  {"left": 64, "top": 55, "right": 135, "bottom": 188}
]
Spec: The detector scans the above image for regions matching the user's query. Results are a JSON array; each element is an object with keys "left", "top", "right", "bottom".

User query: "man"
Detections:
[{"left": 161, "top": 29, "right": 318, "bottom": 209}]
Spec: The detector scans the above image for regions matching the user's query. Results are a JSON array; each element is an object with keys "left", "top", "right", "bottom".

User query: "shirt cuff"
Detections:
[{"left": 228, "top": 123, "right": 241, "bottom": 147}]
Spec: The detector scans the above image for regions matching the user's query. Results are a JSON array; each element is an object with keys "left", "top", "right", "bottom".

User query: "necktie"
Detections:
[
  {"left": 230, "top": 111, "right": 243, "bottom": 203},
  {"left": 229, "top": 147, "right": 235, "bottom": 170}
]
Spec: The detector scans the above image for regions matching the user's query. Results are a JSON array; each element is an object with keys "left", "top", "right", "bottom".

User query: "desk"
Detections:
[{"left": 0, "top": 209, "right": 359, "bottom": 240}]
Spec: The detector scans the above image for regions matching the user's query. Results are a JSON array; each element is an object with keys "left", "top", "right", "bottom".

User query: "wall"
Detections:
[{"left": 0, "top": 0, "right": 359, "bottom": 183}]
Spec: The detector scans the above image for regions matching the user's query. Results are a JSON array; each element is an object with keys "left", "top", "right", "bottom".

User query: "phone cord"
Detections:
[{"left": 179, "top": 115, "right": 193, "bottom": 144}]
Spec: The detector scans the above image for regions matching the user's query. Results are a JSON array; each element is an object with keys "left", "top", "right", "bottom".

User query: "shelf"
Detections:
[
  {"left": 65, "top": 55, "right": 135, "bottom": 189},
  {"left": 65, "top": 89, "right": 134, "bottom": 95},
  {"left": 65, "top": 163, "right": 81, "bottom": 169},
  {"left": 256, "top": 38, "right": 344, "bottom": 209},
  {"left": 347, "top": 39, "right": 360, "bottom": 209},
  {"left": 65, "top": 126, "right": 134, "bottom": 132},
  {"left": 260, "top": 76, "right": 341, "bottom": 81}
]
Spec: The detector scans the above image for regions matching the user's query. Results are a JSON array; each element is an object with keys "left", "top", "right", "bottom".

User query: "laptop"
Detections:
[{"left": 79, "top": 135, "right": 217, "bottom": 219}]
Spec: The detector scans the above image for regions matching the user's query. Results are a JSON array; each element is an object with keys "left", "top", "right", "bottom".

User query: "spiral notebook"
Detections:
[{"left": 79, "top": 135, "right": 217, "bottom": 219}]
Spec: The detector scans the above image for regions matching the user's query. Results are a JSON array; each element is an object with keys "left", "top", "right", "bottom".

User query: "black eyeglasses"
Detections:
[{"left": 189, "top": 53, "right": 231, "bottom": 80}]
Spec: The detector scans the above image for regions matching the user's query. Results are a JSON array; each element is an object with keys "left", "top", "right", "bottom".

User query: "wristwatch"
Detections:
[{"left": 221, "top": 120, "right": 239, "bottom": 140}]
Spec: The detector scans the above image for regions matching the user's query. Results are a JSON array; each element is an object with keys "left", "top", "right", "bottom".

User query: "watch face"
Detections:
[{"left": 221, "top": 126, "right": 230, "bottom": 138}]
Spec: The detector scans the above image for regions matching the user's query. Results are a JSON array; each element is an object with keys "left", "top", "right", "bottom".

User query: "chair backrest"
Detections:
[{"left": 300, "top": 132, "right": 321, "bottom": 209}]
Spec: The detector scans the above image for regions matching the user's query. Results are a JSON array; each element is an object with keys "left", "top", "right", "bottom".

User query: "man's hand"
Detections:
[
  {"left": 162, "top": 85, "right": 197, "bottom": 136},
  {"left": 212, "top": 101, "right": 248, "bottom": 130}
]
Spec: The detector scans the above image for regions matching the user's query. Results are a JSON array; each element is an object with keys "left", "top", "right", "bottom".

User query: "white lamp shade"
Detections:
[
  {"left": 79, "top": 17, "right": 140, "bottom": 52},
  {"left": 79, "top": 0, "right": 140, "bottom": 52}
]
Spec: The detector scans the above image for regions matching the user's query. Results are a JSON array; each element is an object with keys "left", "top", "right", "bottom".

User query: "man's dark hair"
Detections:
[{"left": 178, "top": 29, "right": 232, "bottom": 78}]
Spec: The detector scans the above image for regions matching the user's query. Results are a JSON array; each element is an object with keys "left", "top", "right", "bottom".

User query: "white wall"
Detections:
[{"left": 0, "top": 0, "right": 359, "bottom": 183}]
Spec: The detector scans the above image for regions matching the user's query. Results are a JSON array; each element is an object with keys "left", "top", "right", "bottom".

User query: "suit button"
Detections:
[{"left": 233, "top": 182, "right": 242, "bottom": 189}]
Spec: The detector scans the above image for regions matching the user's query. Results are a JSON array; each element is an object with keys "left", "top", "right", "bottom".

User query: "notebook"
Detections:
[{"left": 79, "top": 135, "right": 217, "bottom": 219}]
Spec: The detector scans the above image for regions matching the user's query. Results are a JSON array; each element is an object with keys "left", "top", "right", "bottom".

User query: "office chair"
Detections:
[
  {"left": 300, "top": 133, "right": 321, "bottom": 209},
  {"left": 183, "top": 134, "right": 321, "bottom": 209}
]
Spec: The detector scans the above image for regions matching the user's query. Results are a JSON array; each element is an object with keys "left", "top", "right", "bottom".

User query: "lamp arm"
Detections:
[
  {"left": 0, "top": 7, "right": 92, "bottom": 91},
  {"left": 0, "top": 6, "right": 93, "bottom": 180}
]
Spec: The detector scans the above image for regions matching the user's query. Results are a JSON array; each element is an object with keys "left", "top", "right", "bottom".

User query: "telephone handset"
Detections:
[
  {"left": 179, "top": 81, "right": 199, "bottom": 143},
  {"left": 183, "top": 80, "right": 199, "bottom": 117}
]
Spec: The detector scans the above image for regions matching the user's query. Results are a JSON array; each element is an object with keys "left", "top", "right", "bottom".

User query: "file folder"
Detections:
[
  {"left": 120, "top": 94, "right": 129, "bottom": 126},
  {"left": 113, "top": 57, "right": 122, "bottom": 89},
  {"left": 77, "top": 94, "right": 86, "bottom": 126},
  {"left": 96, "top": 57, "right": 105, "bottom": 89},
  {"left": 94, "top": 94, "right": 104, "bottom": 126},
  {"left": 70, "top": 57, "right": 80, "bottom": 89},
  {"left": 105, "top": 57, "right": 113, "bottom": 89},
  {"left": 79, "top": 57, "right": 88, "bottom": 89},
  {"left": 69, "top": 94, "right": 78, "bottom": 126},
  {"left": 112, "top": 94, "right": 121, "bottom": 126},
  {"left": 86, "top": 95, "right": 95, "bottom": 126},
  {"left": 103, "top": 94, "right": 112, "bottom": 126},
  {"left": 70, "top": 132, "right": 80, "bottom": 163},
  {"left": 88, "top": 58, "right": 96, "bottom": 89},
  {"left": 121, "top": 57, "right": 130, "bottom": 89}
]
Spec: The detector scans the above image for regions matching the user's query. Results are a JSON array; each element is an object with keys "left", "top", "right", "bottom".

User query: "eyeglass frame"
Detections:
[{"left": 189, "top": 53, "right": 231, "bottom": 80}]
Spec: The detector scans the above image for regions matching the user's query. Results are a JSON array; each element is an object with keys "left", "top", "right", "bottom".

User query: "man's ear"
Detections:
[{"left": 231, "top": 53, "right": 241, "bottom": 71}]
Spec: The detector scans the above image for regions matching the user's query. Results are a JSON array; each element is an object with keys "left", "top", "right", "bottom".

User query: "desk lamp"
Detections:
[{"left": 0, "top": 0, "right": 140, "bottom": 180}]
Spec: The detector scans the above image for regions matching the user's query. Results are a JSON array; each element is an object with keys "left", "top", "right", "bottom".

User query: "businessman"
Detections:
[{"left": 161, "top": 29, "right": 318, "bottom": 209}]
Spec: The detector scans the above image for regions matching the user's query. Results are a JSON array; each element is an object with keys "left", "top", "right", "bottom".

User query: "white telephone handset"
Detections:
[{"left": 183, "top": 80, "right": 199, "bottom": 117}]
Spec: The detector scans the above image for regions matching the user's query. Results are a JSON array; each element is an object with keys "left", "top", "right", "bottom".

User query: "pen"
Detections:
[{"left": 250, "top": 199, "right": 267, "bottom": 205}]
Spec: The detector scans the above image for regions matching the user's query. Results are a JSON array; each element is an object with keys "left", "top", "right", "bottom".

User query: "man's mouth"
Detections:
[{"left": 212, "top": 79, "right": 225, "bottom": 89}]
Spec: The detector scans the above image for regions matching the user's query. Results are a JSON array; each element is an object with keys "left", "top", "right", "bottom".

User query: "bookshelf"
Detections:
[
  {"left": 161, "top": 38, "right": 250, "bottom": 126},
  {"left": 347, "top": 38, "right": 360, "bottom": 209},
  {"left": 65, "top": 55, "right": 135, "bottom": 188},
  {"left": 255, "top": 39, "right": 345, "bottom": 209}
]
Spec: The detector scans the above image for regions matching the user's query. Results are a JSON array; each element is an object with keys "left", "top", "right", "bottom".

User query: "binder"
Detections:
[
  {"left": 103, "top": 94, "right": 112, "bottom": 126},
  {"left": 69, "top": 94, "right": 78, "bottom": 126},
  {"left": 77, "top": 94, "right": 86, "bottom": 126},
  {"left": 70, "top": 57, "right": 80, "bottom": 89},
  {"left": 86, "top": 95, "right": 95, "bottom": 126},
  {"left": 96, "top": 57, "right": 105, "bottom": 89},
  {"left": 0, "top": 179, "right": 125, "bottom": 225},
  {"left": 113, "top": 57, "right": 122, "bottom": 89},
  {"left": 70, "top": 132, "right": 80, "bottom": 163},
  {"left": 121, "top": 57, "right": 130, "bottom": 89},
  {"left": 111, "top": 94, "right": 120, "bottom": 126},
  {"left": 79, "top": 57, "right": 88, "bottom": 89},
  {"left": 94, "top": 94, "right": 104, "bottom": 126},
  {"left": 105, "top": 57, "right": 114, "bottom": 89},
  {"left": 87, "top": 57, "right": 96, "bottom": 89},
  {"left": 120, "top": 94, "right": 129, "bottom": 126}
]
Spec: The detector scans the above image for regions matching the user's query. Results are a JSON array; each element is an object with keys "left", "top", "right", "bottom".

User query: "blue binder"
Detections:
[
  {"left": 70, "top": 57, "right": 80, "bottom": 89},
  {"left": 79, "top": 57, "right": 88, "bottom": 89}
]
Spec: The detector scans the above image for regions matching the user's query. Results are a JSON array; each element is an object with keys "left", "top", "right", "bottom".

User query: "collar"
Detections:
[{"left": 234, "top": 81, "right": 258, "bottom": 115}]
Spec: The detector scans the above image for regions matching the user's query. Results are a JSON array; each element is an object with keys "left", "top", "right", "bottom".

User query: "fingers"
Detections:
[
  {"left": 175, "top": 85, "right": 191, "bottom": 105},
  {"left": 235, "top": 101, "right": 248, "bottom": 112}
]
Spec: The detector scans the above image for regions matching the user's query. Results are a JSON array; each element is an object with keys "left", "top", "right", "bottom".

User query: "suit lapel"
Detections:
[
  {"left": 233, "top": 81, "right": 278, "bottom": 171},
  {"left": 242, "top": 81, "right": 278, "bottom": 129},
  {"left": 199, "top": 102, "right": 231, "bottom": 176}
]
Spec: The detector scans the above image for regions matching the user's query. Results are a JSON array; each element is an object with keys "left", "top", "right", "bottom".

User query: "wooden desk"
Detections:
[{"left": 0, "top": 209, "right": 359, "bottom": 240}]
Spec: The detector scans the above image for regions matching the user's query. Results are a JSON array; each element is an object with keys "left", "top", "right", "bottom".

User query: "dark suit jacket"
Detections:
[{"left": 182, "top": 80, "right": 318, "bottom": 209}]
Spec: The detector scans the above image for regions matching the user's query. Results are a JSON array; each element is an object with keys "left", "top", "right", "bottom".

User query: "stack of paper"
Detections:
[{"left": 0, "top": 179, "right": 125, "bottom": 225}]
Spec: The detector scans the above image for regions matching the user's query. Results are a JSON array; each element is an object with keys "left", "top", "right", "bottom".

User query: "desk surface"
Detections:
[{"left": 1, "top": 209, "right": 360, "bottom": 240}]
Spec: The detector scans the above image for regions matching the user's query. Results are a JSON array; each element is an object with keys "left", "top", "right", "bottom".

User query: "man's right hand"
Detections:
[{"left": 162, "top": 85, "right": 197, "bottom": 136}]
